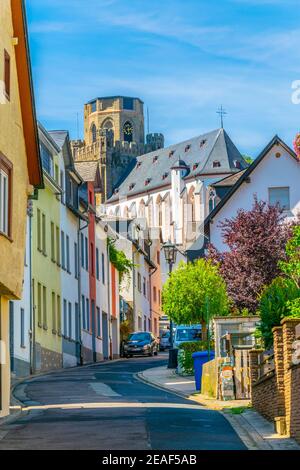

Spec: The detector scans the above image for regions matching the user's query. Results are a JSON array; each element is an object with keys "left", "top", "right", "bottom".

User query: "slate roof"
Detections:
[
  {"left": 107, "top": 128, "right": 247, "bottom": 203},
  {"left": 48, "top": 130, "right": 69, "bottom": 149},
  {"left": 75, "top": 161, "right": 100, "bottom": 182},
  {"left": 212, "top": 170, "right": 246, "bottom": 187}
]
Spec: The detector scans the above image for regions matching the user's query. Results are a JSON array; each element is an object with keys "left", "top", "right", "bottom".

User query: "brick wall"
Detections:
[{"left": 249, "top": 318, "right": 300, "bottom": 443}]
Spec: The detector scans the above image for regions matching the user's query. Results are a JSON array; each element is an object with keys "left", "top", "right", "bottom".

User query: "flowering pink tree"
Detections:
[{"left": 208, "top": 198, "right": 293, "bottom": 312}]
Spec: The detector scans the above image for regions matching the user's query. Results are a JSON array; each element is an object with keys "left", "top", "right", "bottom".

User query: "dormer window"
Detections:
[
  {"left": 169, "top": 150, "right": 175, "bottom": 158},
  {"left": 234, "top": 160, "right": 241, "bottom": 169},
  {"left": 162, "top": 172, "right": 169, "bottom": 180},
  {"left": 193, "top": 163, "right": 199, "bottom": 171},
  {"left": 114, "top": 188, "right": 119, "bottom": 195},
  {"left": 136, "top": 161, "right": 142, "bottom": 169},
  {"left": 145, "top": 178, "right": 151, "bottom": 186},
  {"left": 213, "top": 161, "right": 221, "bottom": 168},
  {"left": 129, "top": 183, "right": 135, "bottom": 191},
  {"left": 153, "top": 155, "right": 159, "bottom": 163},
  {"left": 185, "top": 144, "right": 191, "bottom": 152},
  {"left": 200, "top": 139, "right": 207, "bottom": 148}
]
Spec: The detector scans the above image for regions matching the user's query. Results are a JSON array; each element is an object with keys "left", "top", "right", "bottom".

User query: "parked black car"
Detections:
[{"left": 124, "top": 332, "right": 159, "bottom": 358}]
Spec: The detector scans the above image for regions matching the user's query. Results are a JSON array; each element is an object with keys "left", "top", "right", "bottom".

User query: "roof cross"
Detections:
[{"left": 216, "top": 105, "right": 227, "bottom": 129}]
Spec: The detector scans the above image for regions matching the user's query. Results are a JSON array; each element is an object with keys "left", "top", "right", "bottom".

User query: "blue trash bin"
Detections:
[{"left": 192, "top": 350, "right": 215, "bottom": 391}]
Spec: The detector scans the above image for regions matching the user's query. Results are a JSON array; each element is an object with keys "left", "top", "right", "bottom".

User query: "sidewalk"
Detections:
[{"left": 137, "top": 365, "right": 300, "bottom": 451}]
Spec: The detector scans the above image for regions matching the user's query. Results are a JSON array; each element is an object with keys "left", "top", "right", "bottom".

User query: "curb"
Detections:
[{"left": 135, "top": 371, "right": 194, "bottom": 401}]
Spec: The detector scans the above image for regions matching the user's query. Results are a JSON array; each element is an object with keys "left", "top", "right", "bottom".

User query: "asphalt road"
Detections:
[{"left": 0, "top": 354, "right": 246, "bottom": 450}]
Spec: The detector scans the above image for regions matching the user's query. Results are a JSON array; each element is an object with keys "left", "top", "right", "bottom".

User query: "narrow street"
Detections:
[{"left": 0, "top": 354, "right": 246, "bottom": 450}]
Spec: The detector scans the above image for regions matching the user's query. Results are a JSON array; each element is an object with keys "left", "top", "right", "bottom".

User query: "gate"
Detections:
[{"left": 233, "top": 349, "right": 251, "bottom": 399}]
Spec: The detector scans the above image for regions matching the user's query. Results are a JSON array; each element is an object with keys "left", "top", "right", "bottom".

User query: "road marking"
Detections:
[
  {"left": 18, "top": 402, "right": 205, "bottom": 412},
  {"left": 89, "top": 382, "right": 121, "bottom": 397}
]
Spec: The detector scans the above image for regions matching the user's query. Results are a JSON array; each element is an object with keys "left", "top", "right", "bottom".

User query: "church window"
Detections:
[
  {"left": 91, "top": 124, "right": 97, "bottom": 143},
  {"left": 123, "top": 121, "right": 133, "bottom": 143},
  {"left": 213, "top": 161, "right": 221, "bottom": 168}
]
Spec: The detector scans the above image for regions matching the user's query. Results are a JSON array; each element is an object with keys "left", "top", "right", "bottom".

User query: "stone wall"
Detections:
[{"left": 249, "top": 318, "right": 300, "bottom": 443}]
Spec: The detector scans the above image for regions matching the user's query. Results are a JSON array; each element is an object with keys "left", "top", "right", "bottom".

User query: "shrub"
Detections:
[
  {"left": 257, "top": 277, "right": 299, "bottom": 348},
  {"left": 178, "top": 340, "right": 214, "bottom": 374}
]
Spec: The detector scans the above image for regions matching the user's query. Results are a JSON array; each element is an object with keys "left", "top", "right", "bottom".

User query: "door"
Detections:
[
  {"left": 102, "top": 312, "right": 109, "bottom": 360},
  {"left": 233, "top": 349, "right": 251, "bottom": 399},
  {"left": 91, "top": 301, "right": 96, "bottom": 362}
]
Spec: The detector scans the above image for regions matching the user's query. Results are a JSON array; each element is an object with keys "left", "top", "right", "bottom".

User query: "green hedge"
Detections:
[{"left": 178, "top": 340, "right": 214, "bottom": 374}]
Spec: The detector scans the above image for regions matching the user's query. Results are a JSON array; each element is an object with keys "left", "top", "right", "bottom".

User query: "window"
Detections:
[
  {"left": 74, "top": 242, "right": 79, "bottom": 279},
  {"left": 57, "top": 295, "right": 61, "bottom": 335},
  {"left": 153, "top": 286, "right": 157, "bottom": 303},
  {"left": 37, "top": 209, "right": 41, "bottom": 251},
  {"left": 102, "top": 253, "right": 105, "bottom": 284},
  {"left": 143, "top": 277, "right": 146, "bottom": 297},
  {"left": 91, "top": 242, "right": 95, "bottom": 276},
  {"left": 81, "top": 233, "right": 84, "bottom": 268},
  {"left": 97, "top": 307, "right": 101, "bottom": 337},
  {"left": 43, "top": 286, "right": 47, "bottom": 328},
  {"left": 91, "top": 101, "right": 97, "bottom": 113},
  {"left": 42, "top": 213, "right": 46, "bottom": 255},
  {"left": 91, "top": 124, "right": 97, "bottom": 143},
  {"left": 137, "top": 273, "right": 142, "bottom": 292},
  {"left": 82, "top": 295, "right": 86, "bottom": 330},
  {"left": 52, "top": 292, "right": 56, "bottom": 333},
  {"left": 40, "top": 142, "right": 53, "bottom": 177},
  {"left": 96, "top": 248, "right": 100, "bottom": 280},
  {"left": 61, "top": 231, "right": 65, "bottom": 269},
  {"left": 68, "top": 302, "right": 72, "bottom": 339},
  {"left": 158, "top": 290, "right": 161, "bottom": 306},
  {"left": 144, "top": 316, "right": 147, "bottom": 332},
  {"left": 157, "top": 251, "right": 160, "bottom": 265},
  {"left": 269, "top": 187, "right": 290, "bottom": 211},
  {"left": 0, "top": 156, "right": 11, "bottom": 236},
  {"left": 20, "top": 308, "right": 25, "bottom": 348},
  {"left": 213, "top": 161, "right": 221, "bottom": 168},
  {"left": 51, "top": 222, "right": 55, "bottom": 262},
  {"left": 56, "top": 226, "right": 60, "bottom": 266},
  {"left": 37, "top": 283, "right": 42, "bottom": 326},
  {"left": 86, "top": 298, "right": 90, "bottom": 331},
  {"left": 123, "top": 121, "right": 133, "bottom": 143},
  {"left": 75, "top": 303, "right": 79, "bottom": 341},
  {"left": 63, "top": 299, "right": 67, "bottom": 336},
  {"left": 85, "top": 236, "right": 89, "bottom": 270},
  {"left": 60, "top": 170, "right": 65, "bottom": 204},
  {"left": 4, "top": 50, "right": 10, "bottom": 100},
  {"left": 66, "top": 235, "right": 70, "bottom": 273}
]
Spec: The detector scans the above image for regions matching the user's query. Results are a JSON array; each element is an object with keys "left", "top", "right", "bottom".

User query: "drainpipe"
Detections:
[{"left": 107, "top": 240, "right": 113, "bottom": 360}]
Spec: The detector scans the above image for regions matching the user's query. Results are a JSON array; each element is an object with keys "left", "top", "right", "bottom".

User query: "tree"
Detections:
[
  {"left": 162, "top": 259, "right": 229, "bottom": 334},
  {"left": 279, "top": 225, "right": 300, "bottom": 289},
  {"left": 208, "top": 198, "right": 291, "bottom": 312},
  {"left": 257, "top": 277, "right": 299, "bottom": 348}
]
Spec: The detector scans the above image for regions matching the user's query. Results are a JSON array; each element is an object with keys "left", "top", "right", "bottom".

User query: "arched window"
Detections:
[
  {"left": 91, "top": 123, "right": 97, "bottom": 143},
  {"left": 155, "top": 195, "right": 163, "bottom": 227},
  {"left": 123, "top": 206, "right": 129, "bottom": 218},
  {"left": 123, "top": 121, "right": 133, "bottom": 143},
  {"left": 188, "top": 186, "right": 195, "bottom": 222},
  {"left": 139, "top": 200, "right": 146, "bottom": 218}
]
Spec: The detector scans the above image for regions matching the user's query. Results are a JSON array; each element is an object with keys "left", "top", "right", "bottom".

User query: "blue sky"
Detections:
[{"left": 26, "top": 0, "right": 300, "bottom": 156}]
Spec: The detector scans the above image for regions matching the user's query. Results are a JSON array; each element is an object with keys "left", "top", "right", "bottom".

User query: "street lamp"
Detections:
[{"left": 162, "top": 240, "right": 178, "bottom": 369}]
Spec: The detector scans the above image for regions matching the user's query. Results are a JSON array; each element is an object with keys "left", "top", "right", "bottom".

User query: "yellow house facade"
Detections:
[{"left": 0, "top": 0, "right": 43, "bottom": 418}]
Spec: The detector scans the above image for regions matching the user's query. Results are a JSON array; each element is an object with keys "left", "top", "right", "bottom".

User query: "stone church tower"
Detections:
[{"left": 71, "top": 96, "right": 164, "bottom": 203}]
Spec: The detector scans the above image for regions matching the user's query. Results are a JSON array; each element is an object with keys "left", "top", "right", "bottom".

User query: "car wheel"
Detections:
[{"left": 154, "top": 349, "right": 158, "bottom": 356}]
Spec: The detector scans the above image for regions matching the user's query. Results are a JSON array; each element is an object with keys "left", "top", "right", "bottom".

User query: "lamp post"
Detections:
[{"left": 162, "top": 240, "right": 178, "bottom": 369}]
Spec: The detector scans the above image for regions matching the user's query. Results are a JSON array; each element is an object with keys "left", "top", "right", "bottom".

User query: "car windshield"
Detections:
[
  {"left": 161, "top": 331, "right": 170, "bottom": 338},
  {"left": 128, "top": 333, "right": 150, "bottom": 341},
  {"left": 176, "top": 329, "right": 201, "bottom": 342}
]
